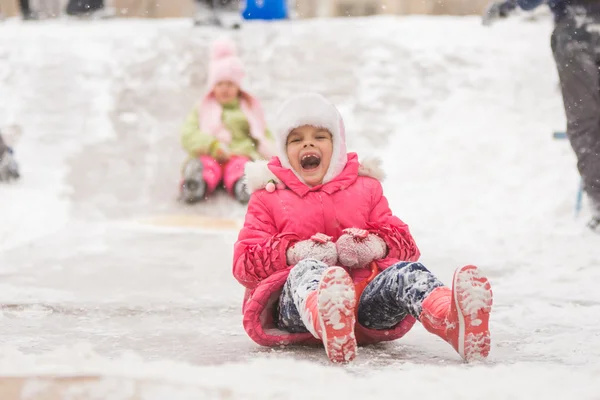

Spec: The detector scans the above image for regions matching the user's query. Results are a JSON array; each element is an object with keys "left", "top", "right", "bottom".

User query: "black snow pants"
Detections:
[{"left": 552, "top": 4, "right": 600, "bottom": 214}]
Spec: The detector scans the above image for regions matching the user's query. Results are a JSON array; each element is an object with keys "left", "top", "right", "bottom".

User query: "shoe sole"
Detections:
[
  {"left": 317, "top": 267, "right": 357, "bottom": 363},
  {"left": 453, "top": 265, "right": 493, "bottom": 362}
]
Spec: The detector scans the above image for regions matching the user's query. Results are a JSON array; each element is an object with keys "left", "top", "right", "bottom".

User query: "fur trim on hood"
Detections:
[{"left": 244, "top": 156, "right": 385, "bottom": 194}]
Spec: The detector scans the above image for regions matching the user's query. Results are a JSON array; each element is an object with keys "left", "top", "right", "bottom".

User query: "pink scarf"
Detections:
[{"left": 198, "top": 91, "right": 274, "bottom": 159}]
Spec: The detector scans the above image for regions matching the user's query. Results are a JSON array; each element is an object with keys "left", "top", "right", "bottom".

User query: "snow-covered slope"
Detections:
[{"left": 0, "top": 15, "right": 598, "bottom": 399}]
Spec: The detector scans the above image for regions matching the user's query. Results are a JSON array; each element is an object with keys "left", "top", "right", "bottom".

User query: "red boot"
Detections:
[
  {"left": 420, "top": 265, "right": 493, "bottom": 362},
  {"left": 303, "top": 267, "right": 357, "bottom": 363}
]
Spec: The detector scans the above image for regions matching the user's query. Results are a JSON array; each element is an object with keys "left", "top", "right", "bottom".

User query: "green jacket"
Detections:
[{"left": 181, "top": 99, "right": 272, "bottom": 161}]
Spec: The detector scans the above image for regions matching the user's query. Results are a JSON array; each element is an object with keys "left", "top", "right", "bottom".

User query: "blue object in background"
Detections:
[
  {"left": 243, "top": 0, "right": 288, "bottom": 20},
  {"left": 553, "top": 131, "right": 567, "bottom": 139}
]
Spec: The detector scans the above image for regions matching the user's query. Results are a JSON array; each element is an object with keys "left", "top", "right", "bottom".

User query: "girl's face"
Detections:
[
  {"left": 286, "top": 125, "right": 333, "bottom": 187},
  {"left": 213, "top": 80, "right": 240, "bottom": 104}
]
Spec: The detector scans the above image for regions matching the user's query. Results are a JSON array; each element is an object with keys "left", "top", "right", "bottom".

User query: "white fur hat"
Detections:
[{"left": 274, "top": 93, "right": 347, "bottom": 183}]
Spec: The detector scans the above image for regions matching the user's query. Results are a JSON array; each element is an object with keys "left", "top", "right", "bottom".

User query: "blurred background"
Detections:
[{"left": 0, "top": 0, "right": 489, "bottom": 19}]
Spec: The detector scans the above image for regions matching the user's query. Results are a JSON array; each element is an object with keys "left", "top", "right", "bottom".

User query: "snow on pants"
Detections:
[
  {"left": 552, "top": 6, "right": 600, "bottom": 212},
  {"left": 277, "top": 260, "right": 443, "bottom": 333},
  {"left": 199, "top": 155, "right": 249, "bottom": 195}
]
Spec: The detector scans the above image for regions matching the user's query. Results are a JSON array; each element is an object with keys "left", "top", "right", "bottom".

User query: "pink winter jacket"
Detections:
[{"left": 233, "top": 153, "right": 421, "bottom": 347}]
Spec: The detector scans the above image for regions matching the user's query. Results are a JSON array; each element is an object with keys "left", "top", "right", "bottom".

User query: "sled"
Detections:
[{"left": 134, "top": 214, "right": 243, "bottom": 232}]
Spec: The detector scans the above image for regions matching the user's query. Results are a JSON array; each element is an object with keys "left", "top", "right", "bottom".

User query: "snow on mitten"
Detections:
[
  {"left": 286, "top": 233, "right": 338, "bottom": 266},
  {"left": 336, "top": 228, "right": 387, "bottom": 269}
]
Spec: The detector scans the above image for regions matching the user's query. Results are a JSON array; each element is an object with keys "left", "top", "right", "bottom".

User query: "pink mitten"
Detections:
[
  {"left": 286, "top": 233, "right": 338, "bottom": 266},
  {"left": 336, "top": 228, "right": 387, "bottom": 269}
]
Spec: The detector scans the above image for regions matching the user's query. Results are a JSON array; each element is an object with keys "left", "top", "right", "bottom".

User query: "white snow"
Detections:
[
  {"left": 1, "top": 14, "right": 599, "bottom": 399},
  {"left": 318, "top": 266, "right": 356, "bottom": 330},
  {"left": 456, "top": 267, "right": 493, "bottom": 316},
  {"left": 317, "top": 267, "right": 358, "bottom": 362},
  {"left": 1, "top": 344, "right": 598, "bottom": 399}
]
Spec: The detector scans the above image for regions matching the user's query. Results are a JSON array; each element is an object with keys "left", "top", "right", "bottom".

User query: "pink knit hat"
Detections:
[{"left": 206, "top": 38, "right": 245, "bottom": 90}]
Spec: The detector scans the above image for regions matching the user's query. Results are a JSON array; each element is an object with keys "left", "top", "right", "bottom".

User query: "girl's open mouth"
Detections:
[{"left": 300, "top": 153, "right": 321, "bottom": 171}]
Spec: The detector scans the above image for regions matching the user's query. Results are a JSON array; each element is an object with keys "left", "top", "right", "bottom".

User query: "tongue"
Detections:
[{"left": 301, "top": 156, "right": 320, "bottom": 170}]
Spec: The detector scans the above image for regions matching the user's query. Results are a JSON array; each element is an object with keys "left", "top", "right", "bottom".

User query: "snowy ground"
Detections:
[{"left": 0, "top": 14, "right": 599, "bottom": 399}]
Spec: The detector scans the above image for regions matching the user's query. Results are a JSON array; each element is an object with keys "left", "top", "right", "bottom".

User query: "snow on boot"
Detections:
[
  {"left": 233, "top": 178, "right": 250, "bottom": 204},
  {"left": 302, "top": 267, "right": 357, "bottom": 363},
  {"left": 0, "top": 148, "right": 20, "bottom": 182},
  {"left": 181, "top": 158, "right": 207, "bottom": 203},
  {"left": 589, "top": 202, "right": 600, "bottom": 233},
  {"left": 420, "top": 265, "right": 493, "bottom": 362},
  {"left": 588, "top": 216, "right": 600, "bottom": 233}
]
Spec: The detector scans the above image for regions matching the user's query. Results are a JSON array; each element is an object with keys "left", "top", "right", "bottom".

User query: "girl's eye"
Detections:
[
  {"left": 289, "top": 138, "right": 301, "bottom": 143},
  {"left": 316, "top": 136, "right": 327, "bottom": 140}
]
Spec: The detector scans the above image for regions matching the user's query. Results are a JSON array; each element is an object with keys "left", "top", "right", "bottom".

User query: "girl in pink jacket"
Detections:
[
  {"left": 180, "top": 38, "right": 274, "bottom": 204},
  {"left": 233, "top": 93, "right": 494, "bottom": 363}
]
